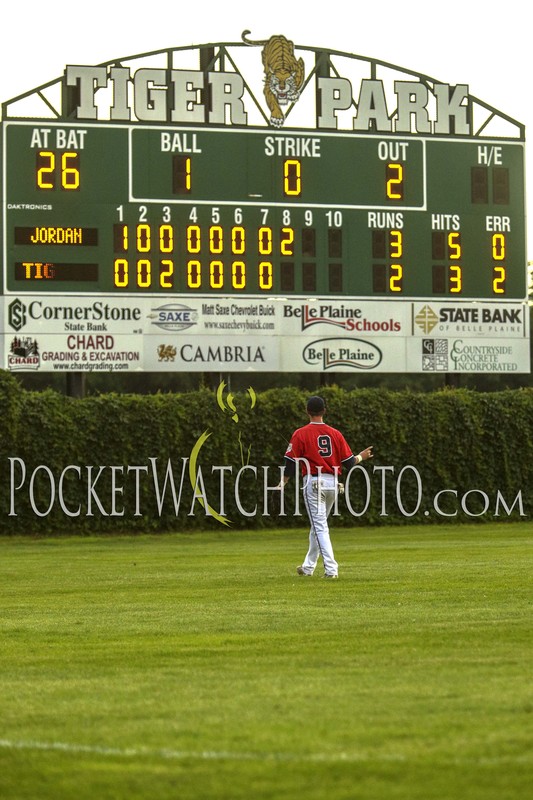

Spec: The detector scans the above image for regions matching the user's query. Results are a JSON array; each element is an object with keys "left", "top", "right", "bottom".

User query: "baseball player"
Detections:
[{"left": 278, "top": 395, "right": 373, "bottom": 578}]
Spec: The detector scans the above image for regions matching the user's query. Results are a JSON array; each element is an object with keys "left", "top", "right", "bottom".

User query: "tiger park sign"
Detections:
[
  {"left": 64, "top": 31, "right": 470, "bottom": 134},
  {"left": 1, "top": 30, "right": 529, "bottom": 377}
]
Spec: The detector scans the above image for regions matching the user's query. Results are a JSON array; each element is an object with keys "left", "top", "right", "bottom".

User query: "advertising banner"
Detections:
[{"left": 2, "top": 295, "right": 530, "bottom": 373}]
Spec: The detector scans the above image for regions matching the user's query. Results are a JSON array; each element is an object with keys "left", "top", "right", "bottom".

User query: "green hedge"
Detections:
[{"left": 1, "top": 370, "right": 531, "bottom": 534}]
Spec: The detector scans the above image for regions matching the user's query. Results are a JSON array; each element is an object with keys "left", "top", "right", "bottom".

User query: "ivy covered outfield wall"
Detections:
[{"left": 0, "top": 370, "right": 532, "bottom": 534}]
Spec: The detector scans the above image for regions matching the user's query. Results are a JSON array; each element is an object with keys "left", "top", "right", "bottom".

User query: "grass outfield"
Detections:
[{"left": 0, "top": 524, "right": 532, "bottom": 800}]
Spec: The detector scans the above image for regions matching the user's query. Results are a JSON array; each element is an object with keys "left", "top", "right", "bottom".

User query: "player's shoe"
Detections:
[
  {"left": 297, "top": 566, "right": 312, "bottom": 576},
  {"left": 323, "top": 573, "right": 338, "bottom": 579}
]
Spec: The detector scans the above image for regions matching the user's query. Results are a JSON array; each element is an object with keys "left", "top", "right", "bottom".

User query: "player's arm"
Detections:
[
  {"left": 275, "top": 429, "right": 302, "bottom": 489},
  {"left": 346, "top": 445, "right": 373, "bottom": 467},
  {"left": 283, "top": 456, "right": 296, "bottom": 478},
  {"left": 274, "top": 456, "right": 295, "bottom": 489}
]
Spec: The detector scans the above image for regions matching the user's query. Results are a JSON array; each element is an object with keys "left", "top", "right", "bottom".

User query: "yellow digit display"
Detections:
[
  {"left": 450, "top": 265, "right": 462, "bottom": 293},
  {"left": 232, "top": 226, "right": 246, "bottom": 254},
  {"left": 36, "top": 151, "right": 55, "bottom": 189},
  {"left": 173, "top": 155, "right": 191, "bottom": 194},
  {"left": 159, "top": 225, "right": 173, "bottom": 253},
  {"left": 209, "top": 225, "right": 224, "bottom": 254},
  {"left": 280, "top": 227, "right": 294, "bottom": 256},
  {"left": 36, "top": 151, "right": 80, "bottom": 190},
  {"left": 448, "top": 232, "right": 461, "bottom": 259},
  {"left": 492, "top": 233, "right": 505, "bottom": 260},
  {"left": 386, "top": 163, "right": 403, "bottom": 200},
  {"left": 231, "top": 225, "right": 246, "bottom": 256},
  {"left": 61, "top": 152, "right": 80, "bottom": 189},
  {"left": 210, "top": 260, "right": 224, "bottom": 289},
  {"left": 390, "top": 264, "right": 403, "bottom": 292},
  {"left": 137, "top": 224, "right": 151, "bottom": 252},
  {"left": 491, "top": 233, "right": 506, "bottom": 294},
  {"left": 160, "top": 259, "right": 174, "bottom": 288},
  {"left": 187, "top": 225, "right": 201, "bottom": 253},
  {"left": 137, "top": 259, "right": 151, "bottom": 288},
  {"left": 259, "top": 261, "right": 273, "bottom": 290},
  {"left": 492, "top": 266, "right": 506, "bottom": 293},
  {"left": 372, "top": 228, "right": 404, "bottom": 293},
  {"left": 114, "top": 258, "right": 128, "bottom": 287},
  {"left": 187, "top": 260, "right": 201, "bottom": 288},
  {"left": 184, "top": 157, "right": 191, "bottom": 190},
  {"left": 390, "top": 230, "right": 402, "bottom": 258},
  {"left": 258, "top": 227, "right": 273, "bottom": 255},
  {"left": 232, "top": 261, "right": 246, "bottom": 289},
  {"left": 284, "top": 159, "right": 301, "bottom": 196}
]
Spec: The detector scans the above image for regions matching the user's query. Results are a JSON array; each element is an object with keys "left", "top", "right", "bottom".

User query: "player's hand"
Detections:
[{"left": 359, "top": 446, "right": 374, "bottom": 461}]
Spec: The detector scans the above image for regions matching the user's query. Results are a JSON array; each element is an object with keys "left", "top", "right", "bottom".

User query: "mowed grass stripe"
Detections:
[
  {"left": 1, "top": 737, "right": 533, "bottom": 764},
  {"left": 0, "top": 524, "right": 532, "bottom": 800}
]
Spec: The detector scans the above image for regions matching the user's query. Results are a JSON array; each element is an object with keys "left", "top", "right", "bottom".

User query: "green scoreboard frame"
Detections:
[{"left": 1, "top": 120, "right": 526, "bottom": 300}]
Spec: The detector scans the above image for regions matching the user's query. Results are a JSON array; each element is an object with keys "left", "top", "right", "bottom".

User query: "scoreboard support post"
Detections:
[{"left": 66, "top": 372, "right": 86, "bottom": 399}]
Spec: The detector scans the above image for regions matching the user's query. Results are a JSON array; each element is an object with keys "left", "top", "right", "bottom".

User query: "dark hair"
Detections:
[{"left": 306, "top": 395, "right": 325, "bottom": 414}]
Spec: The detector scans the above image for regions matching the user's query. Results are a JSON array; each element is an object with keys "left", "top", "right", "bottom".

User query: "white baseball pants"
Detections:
[{"left": 300, "top": 473, "right": 339, "bottom": 576}]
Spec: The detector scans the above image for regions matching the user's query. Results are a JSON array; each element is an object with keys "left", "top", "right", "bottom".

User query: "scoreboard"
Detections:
[{"left": 2, "top": 121, "right": 526, "bottom": 300}]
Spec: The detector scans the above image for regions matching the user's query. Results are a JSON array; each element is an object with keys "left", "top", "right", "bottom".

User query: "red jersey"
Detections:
[{"left": 284, "top": 422, "right": 353, "bottom": 476}]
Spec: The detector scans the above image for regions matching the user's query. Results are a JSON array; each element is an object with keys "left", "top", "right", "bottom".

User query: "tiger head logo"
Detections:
[{"left": 242, "top": 30, "right": 305, "bottom": 128}]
